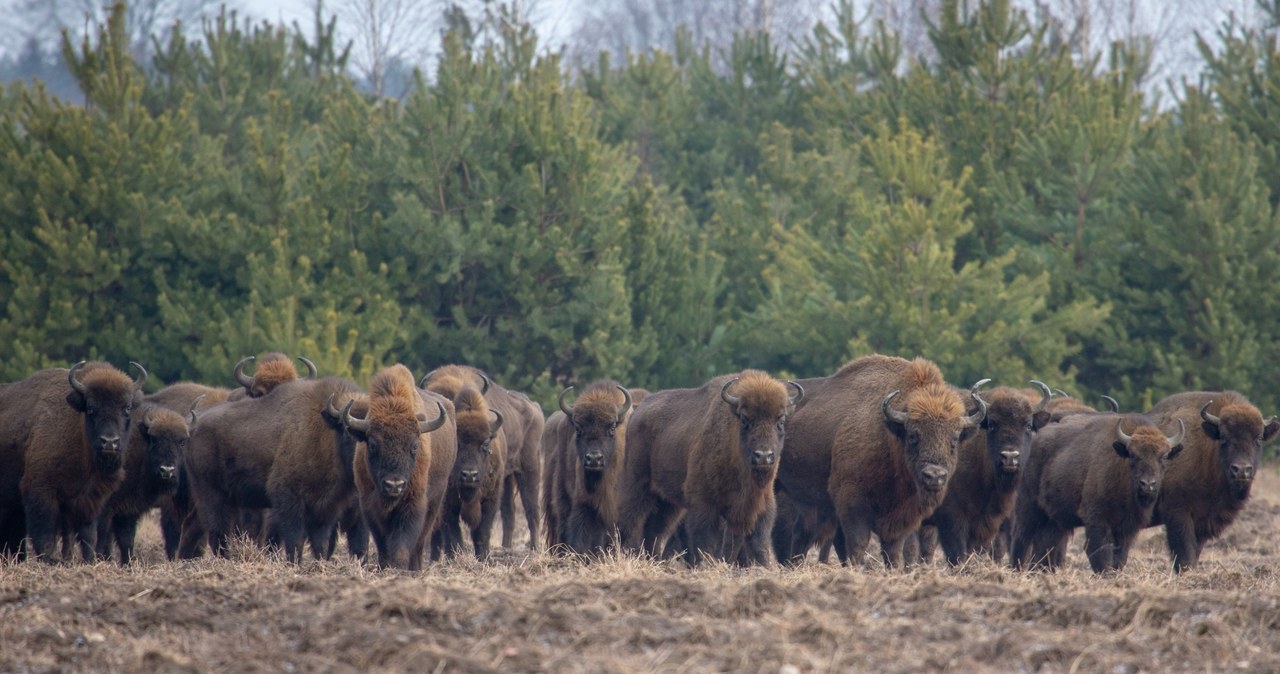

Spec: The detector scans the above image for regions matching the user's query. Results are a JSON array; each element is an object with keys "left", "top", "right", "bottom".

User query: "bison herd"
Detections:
[{"left": 0, "top": 352, "right": 1273, "bottom": 574}]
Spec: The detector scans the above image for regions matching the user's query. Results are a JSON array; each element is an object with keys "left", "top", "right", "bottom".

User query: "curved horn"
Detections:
[
  {"left": 1101, "top": 395, "right": 1120, "bottom": 413},
  {"left": 488, "top": 409, "right": 504, "bottom": 435},
  {"left": 616, "top": 385, "right": 633, "bottom": 420},
  {"left": 233, "top": 356, "right": 255, "bottom": 388},
  {"left": 786, "top": 380, "right": 805, "bottom": 407},
  {"left": 67, "top": 361, "right": 88, "bottom": 394},
  {"left": 418, "top": 369, "right": 438, "bottom": 389},
  {"left": 342, "top": 399, "right": 370, "bottom": 434},
  {"left": 419, "top": 401, "right": 447, "bottom": 434},
  {"left": 970, "top": 378, "right": 992, "bottom": 396},
  {"left": 1164, "top": 418, "right": 1186, "bottom": 449},
  {"left": 1115, "top": 418, "right": 1133, "bottom": 448},
  {"left": 1029, "top": 380, "right": 1052, "bottom": 411},
  {"left": 479, "top": 372, "right": 492, "bottom": 395},
  {"left": 963, "top": 388, "right": 989, "bottom": 428},
  {"left": 189, "top": 394, "right": 207, "bottom": 426},
  {"left": 324, "top": 393, "right": 343, "bottom": 420},
  {"left": 558, "top": 386, "right": 576, "bottom": 417},
  {"left": 720, "top": 378, "right": 743, "bottom": 407},
  {"left": 1053, "top": 388, "right": 1070, "bottom": 399},
  {"left": 1199, "top": 400, "right": 1221, "bottom": 427},
  {"left": 129, "top": 361, "right": 148, "bottom": 389},
  {"left": 882, "top": 390, "right": 909, "bottom": 425},
  {"left": 298, "top": 356, "right": 318, "bottom": 379}
]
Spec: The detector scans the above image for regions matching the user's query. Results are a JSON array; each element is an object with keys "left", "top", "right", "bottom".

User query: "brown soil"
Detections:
[{"left": 3, "top": 467, "right": 1280, "bottom": 674}]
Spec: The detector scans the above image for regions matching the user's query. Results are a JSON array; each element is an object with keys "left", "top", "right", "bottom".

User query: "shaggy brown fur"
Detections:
[
  {"left": 618, "top": 370, "right": 800, "bottom": 566},
  {"left": 1148, "top": 391, "right": 1280, "bottom": 571},
  {"left": 0, "top": 362, "right": 142, "bottom": 561},
  {"left": 542, "top": 382, "right": 636, "bottom": 554},
  {"left": 231, "top": 352, "right": 314, "bottom": 400},
  {"left": 1012, "top": 413, "right": 1184, "bottom": 573},
  {"left": 774, "top": 355, "right": 984, "bottom": 569},
  {"left": 433, "top": 386, "right": 505, "bottom": 561},
  {"left": 422, "top": 365, "right": 545, "bottom": 551},
  {"left": 351, "top": 365, "right": 455, "bottom": 570}
]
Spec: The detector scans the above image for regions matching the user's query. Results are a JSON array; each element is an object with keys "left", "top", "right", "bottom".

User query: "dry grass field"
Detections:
[{"left": 3, "top": 467, "right": 1280, "bottom": 674}]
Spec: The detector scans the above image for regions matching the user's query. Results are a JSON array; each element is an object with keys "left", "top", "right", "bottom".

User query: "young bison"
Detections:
[
  {"left": 432, "top": 386, "right": 505, "bottom": 561},
  {"left": 1012, "top": 414, "right": 1184, "bottom": 573},
  {"left": 618, "top": 370, "right": 803, "bottom": 566}
]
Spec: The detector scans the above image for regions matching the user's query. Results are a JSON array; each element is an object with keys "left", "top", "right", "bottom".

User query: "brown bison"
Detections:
[
  {"left": 618, "top": 370, "right": 803, "bottom": 565},
  {"left": 542, "top": 382, "right": 636, "bottom": 554},
  {"left": 1147, "top": 391, "right": 1279, "bottom": 571},
  {"left": 0, "top": 361, "right": 145, "bottom": 561},
  {"left": 421, "top": 365, "right": 545, "bottom": 550},
  {"left": 346, "top": 365, "right": 454, "bottom": 570},
  {"left": 919, "top": 380, "right": 1052, "bottom": 566},
  {"left": 774, "top": 355, "right": 986, "bottom": 568},
  {"left": 1011, "top": 413, "right": 1185, "bottom": 573},
  {"left": 1046, "top": 389, "right": 1119, "bottom": 422},
  {"left": 231, "top": 353, "right": 317, "bottom": 399},
  {"left": 145, "top": 384, "right": 229, "bottom": 559},
  {"left": 95, "top": 401, "right": 197, "bottom": 564},
  {"left": 432, "top": 386, "right": 505, "bottom": 561}
]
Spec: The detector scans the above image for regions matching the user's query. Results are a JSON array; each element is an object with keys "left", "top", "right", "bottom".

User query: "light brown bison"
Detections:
[
  {"left": 346, "top": 365, "right": 454, "bottom": 570},
  {"left": 1147, "top": 391, "right": 1279, "bottom": 571},
  {"left": 1012, "top": 413, "right": 1184, "bottom": 573},
  {"left": 774, "top": 355, "right": 986, "bottom": 568},
  {"left": 618, "top": 370, "right": 803, "bottom": 565},
  {"left": 542, "top": 381, "right": 636, "bottom": 554},
  {"left": 432, "top": 386, "right": 505, "bottom": 561},
  {"left": 0, "top": 361, "right": 145, "bottom": 561},
  {"left": 230, "top": 353, "right": 317, "bottom": 399},
  {"left": 421, "top": 365, "right": 545, "bottom": 550}
]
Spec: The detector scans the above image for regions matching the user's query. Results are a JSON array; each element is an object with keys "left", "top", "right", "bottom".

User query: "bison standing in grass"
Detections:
[
  {"left": 1012, "top": 413, "right": 1184, "bottom": 573},
  {"left": 432, "top": 386, "right": 505, "bottom": 561},
  {"left": 0, "top": 361, "right": 145, "bottom": 561},
  {"left": 346, "top": 365, "right": 453, "bottom": 570},
  {"left": 619, "top": 370, "right": 803, "bottom": 566},
  {"left": 774, "top": 355, "right": 986, "bottom": 568},
  {"left": 542, "top": 382, "right": 636, "bottom": 554},
  {"left": 1148, "top": 391, "right": 1279, "bottom": 571}
]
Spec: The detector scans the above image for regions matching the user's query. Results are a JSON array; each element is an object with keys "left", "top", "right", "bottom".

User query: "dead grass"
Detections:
[{"left": 2, "top": 465, "right": 1280, "bottom": 673}]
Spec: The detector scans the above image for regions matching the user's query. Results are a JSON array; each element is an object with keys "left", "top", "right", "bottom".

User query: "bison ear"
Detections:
[
  {"left": 1112, "top": 441, "right": 1131, "bottom": 459},
  {"left": 1262, "top": 417, "right": 1280, "bottom": 442},
  {"left": 66, "top": 390, "right": 87, "bottom": 412},
  {"left": 1201, "top": 422, "right": 1221, "bottom": 440},
  {"left": 1031, "top": 410, "right": 1051, "bottom": 431},
  {"left": 1164, "top": 444, "right": 1183, "bottom": 461}
]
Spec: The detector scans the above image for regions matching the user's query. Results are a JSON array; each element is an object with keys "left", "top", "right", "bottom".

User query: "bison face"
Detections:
[
  {"left": 1114, "top": 420, "right": 1184, "bottom": 508},
  {"left": 454, "top": 410, "right": 501, "bottom": 501},
  {"left": 981, "top": 396, "right": 1040, "bottom": 478},
  {"left": 66, "top": 362, "right": 143, "bottom": 474},
  {"left": 1200, "top": 404, "right": 1276, "bottom": 501},
  {"left": 137, "top": 409, "right": 188, "bottom": 496},
  {"left": 345, "top": 400, "right": 445, "bottom": 501},
  {"left": 720, "top": 377, "right": 802, "bottom": 487}
]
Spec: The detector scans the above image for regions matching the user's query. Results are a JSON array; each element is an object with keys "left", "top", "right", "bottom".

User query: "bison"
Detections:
[
  {"left": 1011, "top": 413, "right": 1185, "bottom": 573},
  {"left": 542, "top": 381, "right": 636, "bottom": 554},
  {"left": 618, "top": 370, "right": 803, "bottom": 566},
  {"left": 432, "top": 386, "right": 505, "bottom": 561},
  {"left": 231, "top": 353, "right": 317, "bottom": 399},
  {"left": 1147, "top": 391, "right": 1279, "bottom": 571},
  {"left": 773, "top": 355, "right": 986, "bottom": 568},
  {"left": 1046, "top": 389, "right": 1119, "bottom": 422},
  {"left": 345, "top": 365, "right": 454, "bottom": 570},
  {"left": 0, "top": 361, "right": 145, "bottom": 561}
]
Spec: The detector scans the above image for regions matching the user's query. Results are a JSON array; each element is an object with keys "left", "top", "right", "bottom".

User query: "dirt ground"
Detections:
[{"left": 3, "top": 467, "right": 1280, "bottom": 674}]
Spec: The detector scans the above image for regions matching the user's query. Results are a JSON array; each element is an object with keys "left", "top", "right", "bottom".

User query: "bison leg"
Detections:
[
  {"left": 267, "top": 495, "right": 307, "bottom": 564},
  {"left": 1111, "top": 526, "right": 1138, "bottom": 571},
  {"left": 879, "top": 534, "right": 908, "bottom": 569},
  {"left": 111, "top": 513, "right": 140, "bottom": 566},
  {"left": 176, "top": 510, "right": 207, "bottom": 560},
  {"left": 305, "top": 514, "right": 336, "bottom": 562},
  {"left": 516, "top": 461, "right": 541, "bottom": 552},
  {"left": 95, "top": 514, "right": 116, "bottom": 562},
  {"left": 563, "top": 503, "right": 606, "bottom": 555},
  {"left": 835, "top": 507, "right": 875, "bottom": 567},
  {"left": 500, "top": 474, "right": 517, "bottom": 550},
  {"left": 1084, "top": 524, "right": 1116, "bottom": 573},
  {"left": 743, "top": 500, "right": 777, "bottom": 567},
  {"left": 160, "top": 496, "right": 188, "bottom": 561},
  {"left": 1163, "top": 513, "right": 1199, "bottom": 573},
  {"left": 683, "top": 507, "right": 725, "bottom": 566},
  {"left": 342, "top": 510, "right": 369, "bottom": 560},
  {"left": 934, "top": 520, "right": 968, "bottom": 567},
  {"left": 470, "top": 491, "right": 501, "bottom": 562},
  {"left": 20, "top": 493, "right": 59, "bottom": 563}
]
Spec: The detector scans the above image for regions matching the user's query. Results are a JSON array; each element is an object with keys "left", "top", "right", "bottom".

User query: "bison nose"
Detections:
[
  {"left": 382, "top": 478, "right": 407, "bottom": 497},
  {"left": 158, "top": 465, "right": 177, "bottom": 481},
  {"left": 1230, "top": 464, "right": 1255, "bottom": 481},
  {"left": 99, "top": 435, "right": 120, "bottom": 453},
  {"left": 1138, "top": 479, "right": 1159, "bottom": 495},
  {"left": 459, "top": 469, "right": 480, "bottom": 485},
  {"left": 1000, "top": 450, "right": 1021, "bottom": 471},
  {"left": 752, "top": 449, "right": 775, "bottom": 467},
  {"left": 921, "top": 465, "right": 949, "bottom": 490},
  {"left": 583, "top": 451, "right": 604, "bottom": 469}
]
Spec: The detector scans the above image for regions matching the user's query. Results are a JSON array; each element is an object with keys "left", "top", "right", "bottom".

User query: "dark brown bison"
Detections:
[
  {"left": 230, "top": 353, "right": 317, "bottom": 399},
  {"left": 774, "top": 355, "right": 986, "bottom": 568},
  {"left": 182, "top": 376, "right": 366, "bottom": 561},
  {"left": 432, "top": 386, "right": 505, "bottom": 561},
  {"left": 346, "top": 365, "right": 454, "bottom": 570},
  {"left": 542, "top": 381, "right": 636, "bottom": 554},
  {"left": 145, "top": 384, "right": 229, "bottom": 560},
  {"left": 618, "top": 370, "right": 803, "bottom": 566},
  {"left": 1147, "top": 391, "right": 1279, "bottom": 571},
  {"left": 421, "top": 365, "right": 545, "bottom": 550},
  {"left": 95, "top": 401, "right": 197, "bottom": 564},
  {"left": 1011, "top": 413, "right": 1185, "bottom": 573},
  {"left": 0, "top": 361, "right": 145, "bottom": 561},
  {"left": 916, "top": 381, "right": 1051, "bottom": 566}
]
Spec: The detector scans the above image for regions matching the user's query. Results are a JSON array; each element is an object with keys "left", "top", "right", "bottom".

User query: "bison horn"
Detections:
[
  {"left": 418, "top": 369, "right": 438, "bottom": 389},
  {"left": 616, "top": 385, "right": 633, "bottom": 421},
  {"left": 1116, "top": 418, "right": 1133, "bottom": 448},
  {"left": 298, "top": 356, "right": 318, "bottom": 379},
  {"left": 1199, "top": 401, "right": 1221, "bottom": 428},
  {"left": 970, "top": 378, "right": 992, "bottom": 395},
  {"left": 488, "top": 409, "right": 504, "bottom": 435},
  {"left": 479, "top": 372, "right": 492, "bottom": 395},
  {"left": 419, "top": 401, "right": 447, "bottom": 434},
  {"left": 720, "top": 378, "right": 743, "bottom": 408},
  {"left": 1053, "top": 388, "right": 1070, "bottom": 399},
  {"left": 129, "top": 361, "right": 148, "bottom": 389},
  {"left": 1165, "top": 418, "right": 1186, "bottom": 449},
  {"left": 189, "top": 394, "right": 206, "bottom": 426},
  {"left": 882, "top": 390, "right": 909, "bottom": 425},
  {"left": 342, "top": 399, "right": 371, "bottom": 434},
  {"left": 962, "top": 381, "right": 989, "bottom": 428},
  {"left": 67, "top": 361, "right": 88, "bottom": 394},
  {"left": 1029, "top": 380, "right": 1052, "bottom": 411},
  {"left": 234, "top": 356, "right": 255, "bottom": 388},
  {"left": 558, "top": 386, "right": 576, "bottom": 417},
  {"left": 785, "top": 380, "right": 805, "bottom": 408},
  {"left": 324, "top": 393, "right": 343, "bottom": 420},
  {"left": 1101, "top": 395, "right": 1120, "bottom": 413}
]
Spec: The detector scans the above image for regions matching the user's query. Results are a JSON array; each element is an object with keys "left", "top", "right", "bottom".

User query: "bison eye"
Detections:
[{"left": 482, "top": 442, "right": 491, "bottom": 455}]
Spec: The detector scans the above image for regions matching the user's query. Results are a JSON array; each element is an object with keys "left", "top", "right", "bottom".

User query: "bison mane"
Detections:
[{"left": 905, "top": 382, "right": 965, "bottom": 421}]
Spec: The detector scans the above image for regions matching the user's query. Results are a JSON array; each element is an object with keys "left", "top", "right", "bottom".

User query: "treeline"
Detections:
[{"left": 1, "top": 0, "right": 1279, "bottom": 418}]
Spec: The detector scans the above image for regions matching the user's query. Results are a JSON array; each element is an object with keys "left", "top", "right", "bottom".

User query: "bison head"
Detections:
[
  {"left": 1200, "top": 401, "right": 1279, "bottom": 500},
  {"left": 720, "top": 372, "right": 804, "bottom": 487},
  {"left": 233, "top": 353, "right": 316, "bottom": 398},
  {"left": 980, "top": 380, "right": 1052, "bottom": 479},
  {"left": 134, "top": 404, "right": 193, "bottom": 496},
  {"left": 67, "top": 361, "right": 146, "bottom": 473},
  {"left": 1114, "top": 418, "right": 1185, "bottom": 507},
  {"left": 560, "top": 384, "right": 633, "bottom": 492},
  {"left": 883, "top": 380, "right": 986, "bottom": 496},
  {"left": 344, "top": 398, "right": 447, "bottom": 500},
  {"left": 453, "top": 387, "right": 503, "bottom": 501}
]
